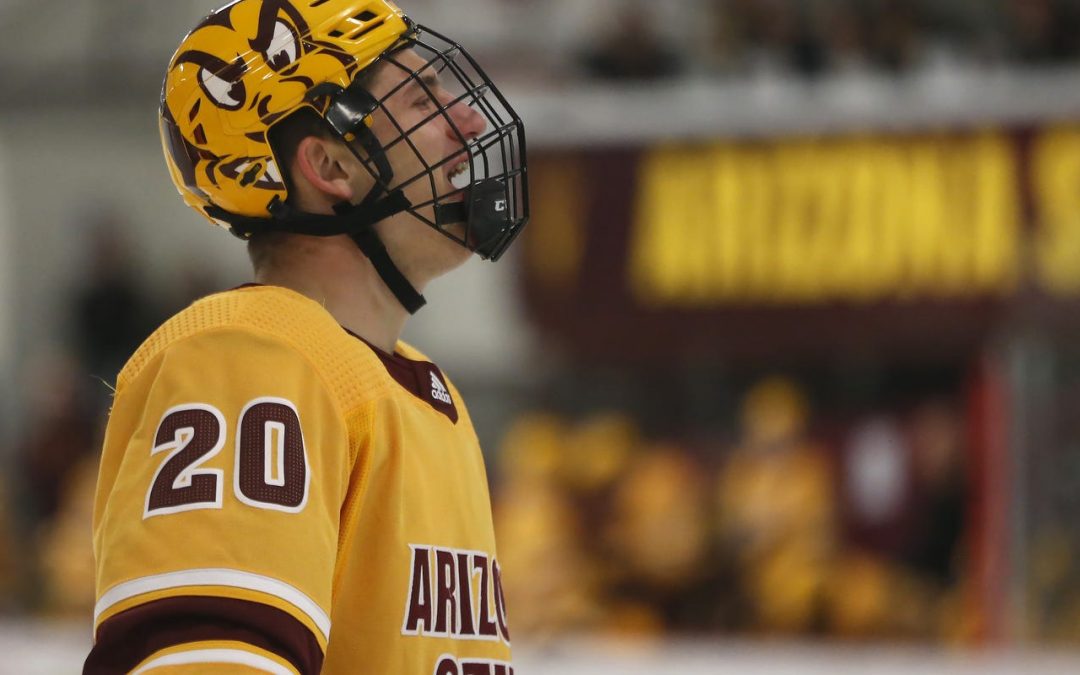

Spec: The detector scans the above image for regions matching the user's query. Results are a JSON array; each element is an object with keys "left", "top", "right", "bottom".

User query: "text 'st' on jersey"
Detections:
[{"left": 86, "top": 285, "right": 513, "bottom": 675}]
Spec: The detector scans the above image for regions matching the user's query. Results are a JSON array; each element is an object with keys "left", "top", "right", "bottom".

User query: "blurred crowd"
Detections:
[
  {"left": 493, "top": 375, "right": 978, "bottom": 643},
  {"left": 21, "top": 0, "right": 1080, "bottom": 100},
  {"left": 577, "top": 0, "right": 1080, "bottom": 82}
]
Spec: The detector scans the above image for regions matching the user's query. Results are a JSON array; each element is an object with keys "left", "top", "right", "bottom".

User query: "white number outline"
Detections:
[
  {"left": 143, "top": 403, "right": 226, "bottom": 519},
  {"left": 234, "top": 397, "right": 311, "bottom": 514}
]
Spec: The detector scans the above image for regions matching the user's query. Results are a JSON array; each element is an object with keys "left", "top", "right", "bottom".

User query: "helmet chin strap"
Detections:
[
  {"left": 340, "top": 182, "right": 428, "bottom": 314},
  {"left": 208, "top": 186, "right": 428, "bottom": 314},
  {"left": 339, "top": 118, "right": 428, "bottom": 315}
]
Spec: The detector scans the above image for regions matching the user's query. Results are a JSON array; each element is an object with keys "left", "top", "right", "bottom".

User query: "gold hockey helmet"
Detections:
[{"left": 160, "top": 0, "right": 409, "bottom": 224}]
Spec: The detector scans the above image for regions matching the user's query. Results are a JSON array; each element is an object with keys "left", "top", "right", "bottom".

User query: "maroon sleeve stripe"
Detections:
[{"left": 83, "top": 595, "right": 323, "bottom": 675}]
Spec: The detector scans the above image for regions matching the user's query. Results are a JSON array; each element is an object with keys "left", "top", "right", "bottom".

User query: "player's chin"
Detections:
[
  {"left": 437, "top": 220, "right": 472, "bottom": 258},
  {"left": 442, "top": 221, "right": 468, "bottom": 242},
  {"left": 446, "top": 239, "right": 475, "bottom": 268},
  {"left": 421, "top": 226, "right": 472, "bottom": 274}
]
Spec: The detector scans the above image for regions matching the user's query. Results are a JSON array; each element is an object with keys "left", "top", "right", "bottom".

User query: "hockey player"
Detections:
[{"left": 85, "top": 0, "right": 527, "bottom": 672}]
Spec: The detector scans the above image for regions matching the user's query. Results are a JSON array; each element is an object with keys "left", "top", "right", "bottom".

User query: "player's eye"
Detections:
[
  {"left": 199, "top": 68, "right": 246, "bottom": 110},
  {"left": 264, "top": 20, "right": 299, "bottom": 72}
]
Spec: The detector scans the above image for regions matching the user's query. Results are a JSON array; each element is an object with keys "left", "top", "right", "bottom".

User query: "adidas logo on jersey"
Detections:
[{"left": 430, "top": 371, "right": 452, "bottom": 405}]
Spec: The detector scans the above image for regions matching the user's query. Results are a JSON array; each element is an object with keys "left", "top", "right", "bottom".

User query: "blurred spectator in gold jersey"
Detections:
[
  {"left": 494, "top": 413, "right": 612, "bottom": 640},
  {"left": 715, "top": 377, "right": 836, "bottom": 634}
]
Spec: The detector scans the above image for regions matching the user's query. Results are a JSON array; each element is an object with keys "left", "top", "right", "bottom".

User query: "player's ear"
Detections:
[{"left": 293, "top": 136, "right": 355, "bottom": 202}]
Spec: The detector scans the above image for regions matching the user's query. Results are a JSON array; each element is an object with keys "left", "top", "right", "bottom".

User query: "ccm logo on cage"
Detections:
[{"left": 402, "top": 545, "right": 510, "bottom": 645}]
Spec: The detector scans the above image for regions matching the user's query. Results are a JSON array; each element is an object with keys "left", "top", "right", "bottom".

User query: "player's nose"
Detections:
[{"left": 446, "top": 96, "right": 486, "bottom": 141}]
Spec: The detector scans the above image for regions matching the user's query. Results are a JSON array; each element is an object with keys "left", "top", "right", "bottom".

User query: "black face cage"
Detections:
[{"left": 316, "top": 24, "right": 529, "bottom": 261}]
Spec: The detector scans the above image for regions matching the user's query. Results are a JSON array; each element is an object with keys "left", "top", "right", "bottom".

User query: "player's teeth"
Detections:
[{"left": 450, "top": 162, "right": 470, "bottom": 189}]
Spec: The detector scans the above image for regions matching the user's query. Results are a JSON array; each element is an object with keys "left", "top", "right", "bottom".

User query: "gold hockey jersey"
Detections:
[{"left": 86, "top": 285, "right": 512, "bottom": 675}]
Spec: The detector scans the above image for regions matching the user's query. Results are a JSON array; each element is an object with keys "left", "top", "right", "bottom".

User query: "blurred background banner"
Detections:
[
  {"left": 5, "top": 0, "right": 1080, "bottom": 671},
  {"left": 525, "top": 131, "right": 1041, "bottom": 362}
]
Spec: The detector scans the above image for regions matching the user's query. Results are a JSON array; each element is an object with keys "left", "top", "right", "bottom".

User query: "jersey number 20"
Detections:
[{"left": 144, "top": 398, "right": 310, "bottom": 518}]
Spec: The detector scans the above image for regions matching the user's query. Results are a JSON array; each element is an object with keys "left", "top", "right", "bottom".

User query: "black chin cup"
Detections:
[{"left": 434, "top": 178, "right": 512, "bottom": 259}]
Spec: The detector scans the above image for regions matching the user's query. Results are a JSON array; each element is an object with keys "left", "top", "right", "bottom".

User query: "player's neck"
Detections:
[
  {"left": 323, "top": 271, "right": 409, "bottom": 355},
  {"left": 254, "top": 236, "right": 410, "bottom": 353}
]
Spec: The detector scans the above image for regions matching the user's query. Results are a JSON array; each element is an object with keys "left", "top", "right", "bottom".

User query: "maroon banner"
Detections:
[{"left": 519, "top": 128, "right": 1080, "bottom": 365}]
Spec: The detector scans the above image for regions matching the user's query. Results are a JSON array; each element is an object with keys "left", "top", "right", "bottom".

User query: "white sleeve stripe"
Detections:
[
  {"left": 95, "top": 568, "right": 330, "bottom": 640},
  {"left": 131, "top": 647, "right": 297, "bottom": 674}
]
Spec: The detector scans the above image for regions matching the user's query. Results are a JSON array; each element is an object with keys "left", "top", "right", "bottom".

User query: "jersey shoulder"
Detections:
[{"left": 118, "top": 285, "right": 396, "bottom": 410}]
